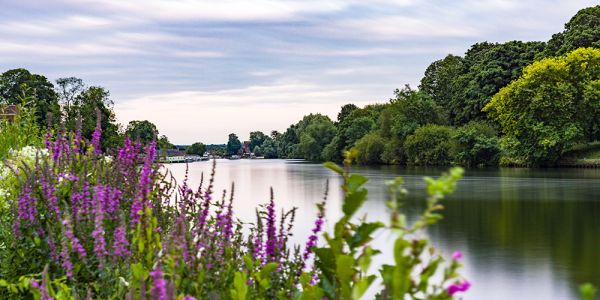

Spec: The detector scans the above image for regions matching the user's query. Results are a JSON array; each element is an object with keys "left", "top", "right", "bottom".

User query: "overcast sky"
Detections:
[{"left": 0, "top": 0, "right": 595, "bottom": 144}]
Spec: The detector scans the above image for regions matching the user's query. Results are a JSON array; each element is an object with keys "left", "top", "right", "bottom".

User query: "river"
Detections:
[{"left": 166, "top": 159, "right": 600, "bottom": 300}]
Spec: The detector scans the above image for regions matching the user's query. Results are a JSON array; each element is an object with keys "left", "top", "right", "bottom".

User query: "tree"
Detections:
[
  {"left": 382, "top": 86, "right": 445, "bottom": 141},
  {"left": 404, "top": 125, "right": 456, "bottom": 166},
  {"left": 343, "top": 116, "right": 375, "bottom": 147},
  {"left": 449, "top": 41, "right": 546, "bottom": 124},
  {"left": 453, "top": 121, "right": 500, "bottom": 167},
  {"left": 336, "top": 103, "right": 358, "bottom": 124},
  {"left": 126, "top": 120, "right": 159, "bottom": 144},
  {"left": 56, "top": 77, "right": 85, "bottom": 110},
  {"left": 419, "top": 54, "right": 464, "bottom": 111},
  {"left": 296, "top": 115, "right": 336, "bottom": 161},
  {"left": 249, "top": 131, "right": 267, "bottom": 151},
  {"left": 67, "top": 86, "right": 122, "bottom": 150},
  {"left": 354, "top": 133, "right": 386, "bottom": 165},
  {"left": 186, "top": 142, "right": 207, "bottom": 156},
  {"left": 483, "top": 48, "right": 600, "bottom": 165},
  {"left": 543, "top": 6, "right": 600, "bottom": 57},
  {"left": 0, "top": 68, "right": 59, "bottom": 127},
  {"left": 226, "top": 133, "right": 242, "bottom": 156}
]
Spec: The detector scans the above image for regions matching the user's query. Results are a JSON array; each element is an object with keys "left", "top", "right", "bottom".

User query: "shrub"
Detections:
[
  {"left": 354, "top": 132, "right": 386, "bottom": 165},
  {"left": 454, "top": 121, "right": 501, "bottom": 167},
  {"left": 404, "top": 125, "right": 456, "bottom": 166}
]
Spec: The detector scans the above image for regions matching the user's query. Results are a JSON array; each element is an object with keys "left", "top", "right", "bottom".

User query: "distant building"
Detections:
[
  {"left": 240, "top": 141, "right": 252, "bottom": 157},
  {"left": 0, "top": 105, "right": 18, "bottom": 122}
]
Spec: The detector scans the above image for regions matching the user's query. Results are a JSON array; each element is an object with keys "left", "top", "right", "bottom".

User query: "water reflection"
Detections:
[{"left": 167, "top": 160, "right": 600, "bottom": 300}]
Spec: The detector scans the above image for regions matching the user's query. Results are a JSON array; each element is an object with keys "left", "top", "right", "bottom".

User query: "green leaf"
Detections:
[
  {"left": 348, "top": 222, "right": 384, "bottom": 248},
  {"left": 352, "top": 274, "right": 376, "bottom": 299},
  {"left": 336, "top": 255, "right": 355, "bottom": 299},
  {"left": 342, "top": 189, "right": 368, "bottom": 217},
  {"left": 347, "top": 174, "right": 368, "bottom": 192},
  {"left": 580, "top": 283, "right": 597, "bottom": 300},
  {"left": 259, "top": 262, "right": 278, "bottom": 280},
  {"left": 324, "top": 162, "right": 344, "bottom": 175}
]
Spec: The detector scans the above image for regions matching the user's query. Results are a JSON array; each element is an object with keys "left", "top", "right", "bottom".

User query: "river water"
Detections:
[{"left": 166, "top": 159, "right": 600, "bottom": 300}]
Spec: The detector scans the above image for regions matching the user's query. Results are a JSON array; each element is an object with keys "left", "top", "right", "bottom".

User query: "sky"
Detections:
[{"left": 0, "top": 0, "right": 596, "bottom": 144}]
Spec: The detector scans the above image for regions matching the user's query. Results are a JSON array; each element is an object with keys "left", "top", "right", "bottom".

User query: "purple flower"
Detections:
[
  {"left": 452, "top": 251, "right": 463, "bottom": 261},
  {"left": 92, "top": 199, "right": 108, "bottom": 262},
  {"left": 182, "top": 297, "right": 196, "bottom": 300},
  {"left": 112, "top": 224, "right": 130, "bottom": 258},
  {"left": 447, "top": 280, "right": 471, "bottom": 296},
  {"left": 41, "top": 177, "right": 60, "bottom": 217},
  {"left": 15, "top": 185, "right": 37, "bottom": 236},
  {"left": 130, "top": 142, "right": 156, "bottom": 226},
  {"left": 60, "top": 239, "right": 74, "bottom": 278},
  {"left": 91, "top": 115, "right": 102, "bottom": 155},
  {"left": 265, "top": 191, "right": 277, "bottom": 261},
  {"left": 62, "top": 218, "right": 86, "bottom": 258},
  {"left": 150, "top": 266, "right": 167, "bottom": 300}
]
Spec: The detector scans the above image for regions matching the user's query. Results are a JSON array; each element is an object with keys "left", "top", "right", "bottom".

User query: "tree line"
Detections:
[
  {"left": 239, "top": 6, "right": 600, "bottom": 167},
  {"left": 0, "top": 73, "right": 173, "bottom": 152}
]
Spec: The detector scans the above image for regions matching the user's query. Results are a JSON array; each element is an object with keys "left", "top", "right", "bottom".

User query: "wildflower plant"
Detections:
[{"left": 0, "top": 117, "right": 470, "bottom": 299}]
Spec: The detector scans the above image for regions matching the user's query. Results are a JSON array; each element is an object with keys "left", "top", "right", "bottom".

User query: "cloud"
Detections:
[{"left": 115, "top": 81, "right": 380, "bottom": 143}]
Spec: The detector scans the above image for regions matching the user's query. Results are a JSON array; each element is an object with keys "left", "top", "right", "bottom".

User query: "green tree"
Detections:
[
  {"left": 343, "top": 116, "right": 375, "bottom": 147},
  {"left": 186, "top": 142, "right": 207, "bottom": 156},
  {"left": 125, "top": 120, "right": 159, "bottom": 144},
  {"left": 382, "top": 86, "right": 445, "bottom": 141},
  {"left": 0, "top": 68, "right": 59, "bottom": 127},
  {"left": 354, "top": 132, "right": 386, "bottom": 164},
  {"left": 449, "top": 41, "right": 546, "bottom": 124},
  {"left": 453, "top": 121, "right": 500, "bottom": 167},
  {"left": 419, "top": 54, "right": 464, "bottom": 111},
  {"left": 404, "top": 124, "right": 456, "bottom": 166},
  {"left": 226, "top": 133, "right": 242, "bottom": 156},
  {"left": 484, "top": 47, "right": 600, "bottom": 165},
  {"left": 543, "top": 6, "right": 600, "bottom": 57},
  {"left": 65, "top": 86, "right": 122, "bottom": 150},
  {"left": 249, "top": 131, "right": 267, "bottom": 151},
  {"left": 296, "top": 115, "right": 336, "bottom": 161}
]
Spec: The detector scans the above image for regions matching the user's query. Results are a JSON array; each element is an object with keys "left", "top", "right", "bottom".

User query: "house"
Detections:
[
  {"left": 0, "top": 105, "right": 18, "bottom": 122},
  {"left": 239, "top": 141, "right": 252, "bottom": 157}
]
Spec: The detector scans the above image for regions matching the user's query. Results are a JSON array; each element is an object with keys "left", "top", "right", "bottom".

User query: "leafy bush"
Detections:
[
  {"left": 453, "top": 121, "right": 500, "bottom": 167},
  {"left": 404, "top": 125, "right": 456, "bottom": 166},
  {"left": 484, "top": 47, "right": 600, "bottom": 165},
  {"left": 353, "top": 132, "right": 386, "bottom": 165}
]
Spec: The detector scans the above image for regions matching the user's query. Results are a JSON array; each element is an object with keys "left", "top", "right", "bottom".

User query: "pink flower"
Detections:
[
  {"left": 448, "top": 280, "right": 471, "bottom": 296},
  {"left": 452, "top": 251, "right": 463, "bottom": 261}
]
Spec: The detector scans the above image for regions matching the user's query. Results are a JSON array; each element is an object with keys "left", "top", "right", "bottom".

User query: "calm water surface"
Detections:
[{"left": 167, "top": 159, "right": 600, "bottom": 300}]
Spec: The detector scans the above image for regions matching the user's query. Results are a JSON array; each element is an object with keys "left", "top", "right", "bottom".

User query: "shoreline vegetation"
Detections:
[{"left": 0, "top": 104, "right": 474, "bottom": 298}]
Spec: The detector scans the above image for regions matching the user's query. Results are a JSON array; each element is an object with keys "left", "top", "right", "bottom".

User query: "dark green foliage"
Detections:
[
  {"left": 382, "top": 86, "right": 446, "bottom": 141},
  {"left": 226, "top": 133, "right": 242, "bottom": 156},
  {"left": 0, "top": 68, "right": 59, "bottom": 127},
  {"left": 404, "top": 125, "right": 456, "bottom": 166},
  {"left": 419, "top": 54, "right": 464, "bottom": 110},
  {"left": 484, "top": 48, "right": 600, "bottom": 165},
  {"left": 297, "top": 115, "right": 336, "bottom": 161},
  {"left": 543, "top": 5, "right": 600, "bottom": 57},
  {"left": 186, "top": 142, "right": 207, "bottom": 155},
  {"left": 448, "top": 41, "right": 546, "bottom": 124},
  {"left": 354, "top": 133, "right": 386, "bottom": 165},
  {"left": 453, "top": 121, "right": 500, "bottom": 167},
  {"left": 126, "top": 120, "right": 159, "bottom": 144},
  {"left": 249, "top": 131, "right": 267, "bottom": 151}
]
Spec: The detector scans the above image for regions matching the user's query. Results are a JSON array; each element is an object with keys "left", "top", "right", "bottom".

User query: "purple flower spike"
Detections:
[
  {"left": 265, "top": 190, "right": 277, "bottom": 262},
  {"left": 447, "top": 280, "right": 471, "bottom": 296},
  {"left": 452, "top": 251, "right": 463, "bottom": 261},
  {"left": 150, "top": 266, "right": 167, "bottom": 300}
]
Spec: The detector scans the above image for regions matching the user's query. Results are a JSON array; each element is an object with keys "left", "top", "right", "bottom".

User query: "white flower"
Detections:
[{"left": 103, "top": 155, "right": 113, "bottom": 164}]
